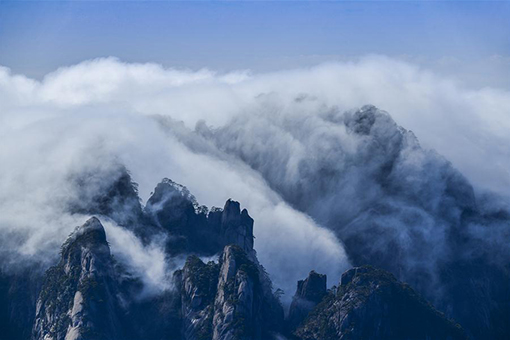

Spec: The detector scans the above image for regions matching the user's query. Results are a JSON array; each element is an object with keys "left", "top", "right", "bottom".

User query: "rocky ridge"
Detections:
[{"left": 294, "top": 266, "right": 466, "bottom": 340}]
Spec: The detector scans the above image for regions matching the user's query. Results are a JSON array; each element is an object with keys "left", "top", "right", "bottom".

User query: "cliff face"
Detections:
[
  {"left": 32, "top": 217, "right": 124, "bottom": 340},
  {"left": 212, "top": 245, "right": 283, "bottom": 340},
  {"left": 145, "top": 178, "right": 255, "bottom": 257},
  {"left": 176, "top": 256, "right": 219, "bottom": 340},
  {"left": 26, "top": 178, "right": 281, "bottom": 340},
  {"left": 287, "top": 271, "right": 327, "bottom": 332},
  {"left": 294, "top": 266, "right": 467, "bottom": 340},
  {"left": 175, "top": 245, "right": 284, "bottom": 340}
]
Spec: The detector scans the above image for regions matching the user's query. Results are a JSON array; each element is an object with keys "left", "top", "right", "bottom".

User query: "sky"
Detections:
[{"left": 1, "top": 1, "right": 510, "bottom": 88}]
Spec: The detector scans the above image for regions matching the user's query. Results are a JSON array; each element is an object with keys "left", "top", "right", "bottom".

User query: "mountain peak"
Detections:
[
  {"left": 61, "top": 217, "right": 108, "bottom": 256},
  {"left": 146, "top": 178, "right": 207, "bottom": 216},
  {"left": 295, "top": 270, "right": 327, "bottom": 303},
  {"left": 288, "top": 270, "right": 328, "bottom": 332},
  {"left": 33, "top": 217, "right": 123, "bottom": 340},
  {"left": 77, "top": 216, "right": 104, "bottom": 234},
  {"left": 295, "top": 265, "right": 467, "bottom": 340},
  {"left": 221, "top": 199, "right": 254, "bottom": 253}
]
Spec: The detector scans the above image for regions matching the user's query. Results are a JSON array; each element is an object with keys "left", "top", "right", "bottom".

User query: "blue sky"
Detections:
[{"left": 1, "top": 1, "right": 509, "bottom": 86}]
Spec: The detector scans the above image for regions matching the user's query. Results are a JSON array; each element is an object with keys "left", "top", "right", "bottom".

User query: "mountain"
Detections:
[
  {"left": 29, "top": 212, "right": 283, "bottom": 340},
  {"left": 1, "top": 104, "right": 509, "bottom": 339},
  {"left": 293, "top": 266, "right": 467, "bottom": 340},
  {"left": 145, "top": 178, "right": 255, "bottom": 256},
  {"left": 0, "top": 173, "right": 465, "bottom": 340},
  {"left": 287, "top": 271, "right": 327, "bottom": 332},
  {"left": 32, "top": 217, "right": 125, "bottom": 340},
  {"left": 175, "top": 245, "right": 283, "bottom": 340},
  {"left": 27, "top": 213, "right": 461, "bottom": 340}
]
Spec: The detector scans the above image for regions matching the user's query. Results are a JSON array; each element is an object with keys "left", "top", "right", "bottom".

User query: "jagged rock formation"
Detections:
[
  {"left": 287, "top": 271, "right": 327, "bottom": 332},
  {"left": 294, "top": 266, "right": 467, "bottom": 340},
  {"left": 212, "top": 245, "right": 283, "bottom": 340},
  {"left": 145, "top": 178, "right": 254, "bottom": 256},
  {"left": 29, "top": 185, "right": 282, "bottom": 340},
  {"left": 175, "top": 256, "right": 219, "bottom": 340},
  {"left": 29, "top": 215, "right": 470, "bottom": 340},
  {"left": 32, "top": 217, "right": 124, "bottom": 340},
  {"left": 218, "top": 201, "right": 254, "bottom": 255},
  {"left": 175, "top": 245, "right": 284, "bottom": 340}
]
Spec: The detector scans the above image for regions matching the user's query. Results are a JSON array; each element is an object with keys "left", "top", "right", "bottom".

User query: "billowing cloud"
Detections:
[{"left": 0, "top": 56, "right": 509, "bottom": 303}]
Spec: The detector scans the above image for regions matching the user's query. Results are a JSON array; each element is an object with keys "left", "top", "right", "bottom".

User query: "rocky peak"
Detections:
[
  {"left": 176, "top": 256, "right": 219, "bottom": 340},
  {"left": 174, "top": 245, "right": 283, "bottom": 340},
  {"left": 220, "top": 199, "right": 254, "bottom": 254},
  {"left": 59, "top": 217, "right": 111, "bottom": 276},
  {"left": 295, "top": 270, "right": 327, "bottom": 303},
  {"left": 295, "top": 265, "right": 467, "bottom": 340},
  {"left": 145, "top": 179, "right": 255, "bottom": 256},
  {"left": 287, "top": 271, "right": 327, "bottom": 332},
  {"left": 212, "top": 245, "right": 283, "bottom": 340},
  {"left": 145, "top": 178, "right": 214, "bottom": 255},
  {"left": 146, "top": 178, "right": 205, "bottom": 215},
  {"left": 62, "top": 217, "right": 107, "bottom": 249},
  {"left": 32, "top": 217, "right": 123, "bottom": 340},
  {"left": 145, "top": 178, "right": 197, "bottom": 227},
  {"left": 175, "top": 245, "right": 283, "bottom": 340}
]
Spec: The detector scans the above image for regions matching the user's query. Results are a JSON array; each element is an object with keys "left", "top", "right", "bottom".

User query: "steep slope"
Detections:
[
  {"left": 294, "top": 266, "right": 466, "bottom": 340},
  {"left": 175, "top": 256, "right": 219, "bottom": 340},
  {"left": 0, "top": 173, "right": 483, "bottom": 339},
  {"left": 172, "top": 201, "right": 284, "bottom": 340},
  {"left": 287, "top": 271, "right": 327, "bottom": 332},
  {"left": 175, "top": 245, "right": 284, "bottom": 340},
  {"left": 212, "top": 245, "right": 283, "bottom": 340},
  {"left": 32, "top": 217, "right": 125, "bottom": 340},
  {"left": 145, "top": 178, "right": 254, "bottom": 256}
]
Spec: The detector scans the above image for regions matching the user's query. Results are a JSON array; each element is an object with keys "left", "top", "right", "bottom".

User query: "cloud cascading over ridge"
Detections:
[{"left": 0, "top": 56, "right": 509, "bottom": 301}]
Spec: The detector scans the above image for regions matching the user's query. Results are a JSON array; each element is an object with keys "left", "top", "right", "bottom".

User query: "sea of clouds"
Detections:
[{"left": 0, "top": 55, "right": 509, "bottom": 302}]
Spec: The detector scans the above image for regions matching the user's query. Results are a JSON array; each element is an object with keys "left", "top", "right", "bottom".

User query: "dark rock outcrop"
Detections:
[
  {"left": 218, "top": 201, "right": 254, "bottom": 255},
  {"left": 175, "top": 256, "right": 219, "bottom": 340},
  {"left": 295, "top": 266, "right": 467, "bottom": 340},
  {"left": 287, "top": 271, "right": 327, "bottom": 332},
  {"left": 0, "top": 167, "right": 485, "bottom": 340},
  {"left": 145, "top": 178, "right": 255, "bottom": 257},
  {"left": 174, "top": 245, "right": 284, "bottom": 340},
  {"left": 32, "top": 217, "right": 125, "bottom": 340}
]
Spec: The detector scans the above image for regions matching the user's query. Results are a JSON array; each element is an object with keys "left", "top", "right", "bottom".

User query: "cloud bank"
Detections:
[{"left": 0, "top": 56, "right": 509, "bottom": 302}]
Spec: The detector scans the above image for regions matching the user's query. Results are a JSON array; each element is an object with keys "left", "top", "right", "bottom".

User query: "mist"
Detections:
[{"left": 0, "top": 56, "right": 509, "bottom": 303}]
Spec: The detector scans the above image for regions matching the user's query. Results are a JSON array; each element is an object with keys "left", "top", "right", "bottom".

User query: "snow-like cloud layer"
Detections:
[{"left": 0, "top": 56, "right": 509, "bottom": 300}]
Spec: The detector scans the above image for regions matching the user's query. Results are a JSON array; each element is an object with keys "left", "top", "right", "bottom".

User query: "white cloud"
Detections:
[{"left": 0, "top": 55, "right": 509, "bottom": 301}]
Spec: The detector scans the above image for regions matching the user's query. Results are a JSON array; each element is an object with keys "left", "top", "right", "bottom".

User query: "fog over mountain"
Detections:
[{"left": 1, "top": 56, "right": 510, "bottom": 339}]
